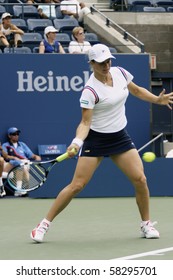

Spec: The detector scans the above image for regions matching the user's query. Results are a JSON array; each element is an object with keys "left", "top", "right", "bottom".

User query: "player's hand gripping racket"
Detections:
[{"left": 7, "top": 148, "right": 76, "bottom": 193}]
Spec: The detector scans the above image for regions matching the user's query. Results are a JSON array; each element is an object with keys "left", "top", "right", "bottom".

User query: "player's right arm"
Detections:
[{"left": 68, "top": 108, "right": 93, "bottom": 154}]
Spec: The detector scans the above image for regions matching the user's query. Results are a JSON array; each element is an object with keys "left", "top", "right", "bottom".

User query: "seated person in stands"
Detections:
[
  {"left": 25, "top": 0, "right": 35, "bottom": 4},
  {"left": 60, "top": 1, "right": 90, "bottom": 23},
  {"left": 38, "top": 0, "right": 57, "bottom": 19},
  {"left": 39, "top": 26, "right": 65, "bottom": 53},
  {"left": 78, "top": 2, "right": 91, "bottom": 27},
  {"left": 2, "top": 127, "right": 41, "bottom": 196},
  {"left": 60, "top": 0, "right": 81, "bottom": 19},
  {"left": 0, "top": 13, "right": 24, "bottom": 48},
  {"left": 68, "top": 26, "right": 91, "bottom": 54}
]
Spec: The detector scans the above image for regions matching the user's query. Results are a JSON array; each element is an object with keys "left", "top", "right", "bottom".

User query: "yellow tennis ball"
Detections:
[{"left": 142, "top": 152, "right": 156, "bottom": 162}]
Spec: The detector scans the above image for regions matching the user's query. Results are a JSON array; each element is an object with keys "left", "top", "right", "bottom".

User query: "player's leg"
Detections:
[
  {"left": 31, "top": 156, "right": 103, "bottom": 242},
  {"left": 110, "top": 148, "right": 159, "bottom": 238}
]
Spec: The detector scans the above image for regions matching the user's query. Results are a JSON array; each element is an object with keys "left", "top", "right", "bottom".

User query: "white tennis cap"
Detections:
[
  {"left": 1, "top": 13, "right": 12, "bottom": 20},
  {"left": 88, "top": 44, "right": 115, "bottom": 63},
  {"left": 44, "top": 26, "right": 58, "bottom": 35}
]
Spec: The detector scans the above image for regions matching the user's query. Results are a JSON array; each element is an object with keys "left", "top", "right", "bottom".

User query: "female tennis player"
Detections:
[{"left": 31, "top": 44, "right": 173, "bottom": 242}]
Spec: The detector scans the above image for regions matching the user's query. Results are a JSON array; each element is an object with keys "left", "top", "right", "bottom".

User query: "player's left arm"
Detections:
[{"left": 128, "top": 81, "right": 173, "bottom": 109}]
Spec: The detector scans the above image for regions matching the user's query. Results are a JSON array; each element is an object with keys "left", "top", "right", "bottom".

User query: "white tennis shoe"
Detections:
[
  {"left": 140, "top": 220, "right": 160, "bottom": 239},
  {"left": 30, "top": 219, "right": 50, "bottom": 243},
  {"left": 0, "top": 185, "right": 6, "bottom": 197}
]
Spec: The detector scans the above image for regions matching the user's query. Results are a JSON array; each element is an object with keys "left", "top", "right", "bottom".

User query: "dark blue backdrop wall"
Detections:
[
  {"left": 1, "top": 54, "right": 150, "bottom": 149},
  {"left": 2, "top": 53, "right": 165, "bottom": 198}
]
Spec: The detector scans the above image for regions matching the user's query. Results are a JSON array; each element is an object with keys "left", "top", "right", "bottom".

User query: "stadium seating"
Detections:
[
  {"left": 167, "top": 6, "right": 173, "bottom": 11},
  {"left": 0, "top": 5, "right": 6, "bottom": 16},
  {"left": 155, "top": 1, "right": 173, "bottom": 9},
  {"left": 32, "top": 46, "right": 39, "bottom": 53},
  {"left": 84, "top": 33, "right": 100, "bottom": 45},
  {"left": 55, "top": 33, "right": 71, "bottom": 47},
  {"left": 129, "top": 1, "right": 152, "bottom": 11},
  {"left": 143, "top": 6, "right": 166, "bottom": 11},
  {"left": 11, "top": 18, "right": 28, "bottom": 32},
  {"left": 53, "top": 18, "right": 79, "bottom": 37},
  {"left": 27, "top": 19, "right": 53, "bottom": 36},
  {"left": 3, "top": 46, "right": 32, "bottom": 54},
  {"left": 22, "top": 32, "right": 42, "bottom": 50},
  {"left": 109, "top": 47, "right": 118, "bottom": 53},
  {"left": 13, "top": 5, "right": 40, "bottom": 19}
]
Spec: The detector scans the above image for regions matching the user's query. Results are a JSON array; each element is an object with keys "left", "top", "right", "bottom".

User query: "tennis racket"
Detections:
[{"left": 7, "top": 148, "right": 76, "bottom": 193}]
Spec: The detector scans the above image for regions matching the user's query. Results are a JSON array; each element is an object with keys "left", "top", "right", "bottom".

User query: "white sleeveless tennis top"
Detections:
[{"left": 80, "top": 67, "right": 134, "bottom": 133}]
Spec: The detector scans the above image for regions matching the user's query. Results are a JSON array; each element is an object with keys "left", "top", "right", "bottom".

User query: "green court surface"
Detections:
[{"left": 0, "top": 197, "right": 173, "bottom": 260}]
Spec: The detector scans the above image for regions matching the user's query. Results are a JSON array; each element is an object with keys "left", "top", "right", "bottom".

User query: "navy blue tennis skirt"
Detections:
[{"left": 80, "top": 128, "right": 136, "bottom": 157}]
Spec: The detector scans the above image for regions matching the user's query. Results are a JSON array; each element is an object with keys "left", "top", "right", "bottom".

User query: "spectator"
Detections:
[
  {"left": 39, "top": 26, "right": 65, "bottom": 53},
  {"left": 68, "top": 26, "right": 91, "bottom": 54},
  {"left": 26, "top": 0, "right": 35, "bottom": 4},
  {"left": 0, "top": 13, "right": 24, "bottom": 48},
  {"left": 38, "top": 0, "right": 57, "bottom": 19},
  {"left": 60, "top": 0, "right": 81, "bottom": 19},
  {"left": 78, "top": 2, "right": 91, "bottom": 27},
  {"left": 2, "top": 127, "right": 41, "bottom": 196},
  {"left": 60, "top": 1, "right": 89, "bottom": 22}
]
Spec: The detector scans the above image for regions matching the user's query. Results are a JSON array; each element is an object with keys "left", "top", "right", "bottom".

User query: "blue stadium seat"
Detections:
[
  {"left": 130, "top": 1, "right": 152, "bottom": 11},
  {"left": 84, "top": 33, "right": 100, "bottom": 45},
  {"left": 0, "top": 5, "right": 6, "bottom": 16},
  {"left": 33, "top": 46, "right": 39, "bottom": 53},
  {"left": 143, "top": 6, "right": 166, "bottom": 11},
  {"left": 11, "top": 18, "right": 28, "bottom": 32},
  {"left": 63, "top": 46, "right": 69, "bottom": 53},
  {"left": 22, "top": 32, "right": 42, "bottom": 50},
  {"left": 13, "top": 5, "right": 40, "bottom": 19},
  {"left": 155, "top": 1, "right": 173, "bottom": 9},
  {"left": 167, "top": 6, "right": 173, "bottom": 11},
  {"left": 55, "top": 33, "right": 71, "bottom": 47},
  {"left": 3, "top": 47, "right": 32, "bottom": 54},
  {"left": 53, "top": 18, "right": 79, "bottom": 37},
  {"left": 109, "top": 47, "right": 117, "bottom": 54},
  {"left": 27, "top": 19, "right": 53, "bottom": 36}
]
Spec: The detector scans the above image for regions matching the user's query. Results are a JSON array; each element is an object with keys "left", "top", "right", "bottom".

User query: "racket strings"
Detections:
[{"left": 8, "top": 164, "right": 46, "bottom": 191}]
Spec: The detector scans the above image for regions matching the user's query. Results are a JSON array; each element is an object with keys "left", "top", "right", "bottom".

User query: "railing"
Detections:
[
  {"left": 90, "top": 5, "right": 145, "bottom": 53},
  {"left": 138, "top": 133, "right": 164, "bottom": 156}
]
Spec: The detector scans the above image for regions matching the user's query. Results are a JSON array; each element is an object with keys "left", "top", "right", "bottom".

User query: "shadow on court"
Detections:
[{"left": 0, "top": 197, "right": 173, "bottom": 260}]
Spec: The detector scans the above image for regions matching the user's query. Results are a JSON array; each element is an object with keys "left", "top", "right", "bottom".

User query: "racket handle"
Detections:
[{"left": 56, "top": 148, "right": 76, "bottom": 162}]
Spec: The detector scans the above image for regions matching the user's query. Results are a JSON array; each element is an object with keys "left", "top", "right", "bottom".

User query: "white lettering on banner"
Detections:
[{"left": 17, "top": 71, "right": 90, "bottom": 93}]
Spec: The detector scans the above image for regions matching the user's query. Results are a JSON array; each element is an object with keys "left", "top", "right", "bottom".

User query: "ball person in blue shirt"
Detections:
[{"left": 3, "top": 127, "right": 41, "bottom": 195}]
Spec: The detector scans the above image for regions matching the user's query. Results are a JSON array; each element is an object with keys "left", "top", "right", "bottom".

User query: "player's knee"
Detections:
[
  {"left": 133, "top": 173, "right": 147, "bottom": 188},
  {"left": 70, "top": 181, "right": 86, "bottom": 195}
]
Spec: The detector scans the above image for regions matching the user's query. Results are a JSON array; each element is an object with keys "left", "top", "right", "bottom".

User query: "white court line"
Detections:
[{"left": 112, "top": 247, "right": 173, "bottom": 260}]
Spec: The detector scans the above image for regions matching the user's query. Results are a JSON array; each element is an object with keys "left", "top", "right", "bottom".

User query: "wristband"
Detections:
[{"left": 71, "top": 138, "right": 84, "bottom": 148}]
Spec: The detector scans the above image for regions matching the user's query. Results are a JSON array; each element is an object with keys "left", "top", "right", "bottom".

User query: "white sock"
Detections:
[
  {"left": 42, "top": 218, "right": 51, "bottom": 226},
  {"left": 141, "top": 220, "right": 150, "bottom": 225}
]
